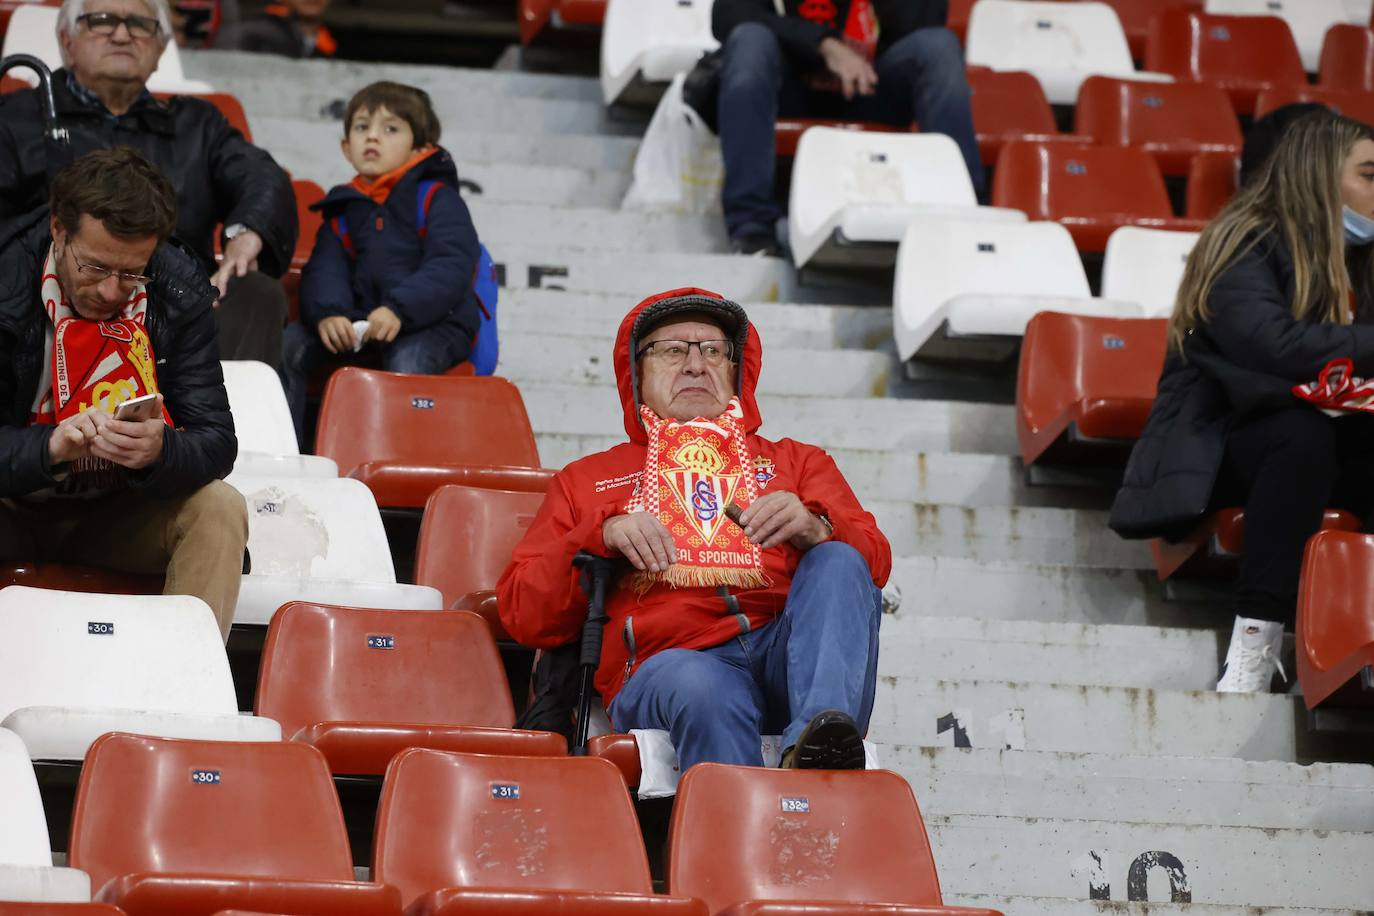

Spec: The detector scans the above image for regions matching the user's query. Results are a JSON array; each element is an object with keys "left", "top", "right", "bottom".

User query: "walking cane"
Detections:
[
  {"left": 571, "top": 551, "right": 616, "bottom": 756},
  {"left": 0, "top": 55, "right": 69, "bottom": 147}
]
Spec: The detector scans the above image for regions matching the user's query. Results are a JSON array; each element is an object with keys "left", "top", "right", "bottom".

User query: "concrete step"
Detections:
[
  {"left": 928, "top": 813, "right": 1374, "bottom": 910},
  {"left": 876, "top": 617, "right": 1221, "bottom": 690},
  {"left": 183, "top": 49, "right": 605, "bottom": 104},
  {"left": 518, "top": 384, "right": 1018, "bottom": 455},
  {"left": 867, "top": 676, "right": 1357, "bottom": 763},
  {"left": 498, "top": 332, "right": 891, "bottom": 398},
  {"left": 883, "top": 745, "right": 1374, "bottom": 832},
  {"left": 945, "top": 897, "right": 1369, "bottom": 916},
  {"left": 464, "top": 162, "right": 630, "bottom": 208},
  {"left": 499, "top": 290, "right": 889, "bottom": 349},
  {"left": 473, "top": 202, "right": 727, "bottom": 254}
]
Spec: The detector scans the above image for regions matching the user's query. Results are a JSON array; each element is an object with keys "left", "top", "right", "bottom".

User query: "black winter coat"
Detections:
[
  {"left": 300, "top": 148, "right": 480, "bottom": 341},
  {"left": 1110, "top": 232, "right": 1374, "bottom": 539},
  {"left": 214, "top": 10, "right": 332, "bottom": 59},
  {"left": 712, "top": 0, "right": 948, "bottom": 69},
  {"left": 0, "top": 211, "right": 237, "bottom": 499},
  {"left": 0, "top": 69, "right": 297, "bottom": 277}
]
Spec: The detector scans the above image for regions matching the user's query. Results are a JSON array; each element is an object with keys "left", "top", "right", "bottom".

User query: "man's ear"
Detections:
[{"left": 49, "top": 213, "right": 65, "bottom": 247}]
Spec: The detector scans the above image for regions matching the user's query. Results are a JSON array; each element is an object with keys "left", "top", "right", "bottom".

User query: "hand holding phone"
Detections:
[{"left": 114, "top": 392, "right": 162, "bottom": 423}]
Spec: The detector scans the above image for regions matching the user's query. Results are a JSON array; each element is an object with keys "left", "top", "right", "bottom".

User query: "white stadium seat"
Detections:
[
  {"left": 1101, "top": 226, "right": 1200, "bottom": 319},
  {"left": 220, "top": 360, "right": 337, "bottom": 478},
  {"left": 226, "top": 474, "right": 442, "bottom": 625},
  {"left": 1205, "top": 0, "right": 1346, "bottom": 72},
  {"left": 2, "top": 4, "right": 212, "bottom": 94},
  {"left": 0, "top": 588, "right": 279, "bottom": 761},
  {"left": 1346, "top": 0, "right": 1373, "bottom": 26},
  {"left": 600, "top": 0, "right": 718, "bottom": 105},
  {"left": 893, "top": 219, "right": 1144, "bottom": 362},
  {"left": 0, "top": 727, "right": 92, "bottom": 904},
  {"left": 966, "top": 0, "right": 1171, "bottom": 105},
  {"left": 787, "top": 127, "right": 1025, "bottom": 270}
]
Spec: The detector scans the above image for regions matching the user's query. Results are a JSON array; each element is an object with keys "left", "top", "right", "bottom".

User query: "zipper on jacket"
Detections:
[
  {"left": 719, "top": 586, "right": 749, "bottom": 634},
  {"left": 621, "top": 615, "right": 637, "bottom": 684}
]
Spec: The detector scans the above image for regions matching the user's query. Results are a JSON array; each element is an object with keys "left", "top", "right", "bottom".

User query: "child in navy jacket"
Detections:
[{"left": 279, "top": 81, "right": 481, "bottom": 441}]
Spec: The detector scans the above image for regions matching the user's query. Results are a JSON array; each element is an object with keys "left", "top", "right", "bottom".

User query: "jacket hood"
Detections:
[
  {"left": 613, "top": 287, "right": 762, "bottom": 444},
  {"left": 314, "top": 145, "right": 461, "bottom": 211}
]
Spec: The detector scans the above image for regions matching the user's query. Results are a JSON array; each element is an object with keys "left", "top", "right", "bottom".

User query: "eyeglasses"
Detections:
[
  {"left": 67, "top": 242, "right": 151, "bottom": 287},
  {"left": 77, "top": 12, "right": 162, "bottom": 40},
  {"left": 635, "top": 339, "right": 734, "bottom": 367}
]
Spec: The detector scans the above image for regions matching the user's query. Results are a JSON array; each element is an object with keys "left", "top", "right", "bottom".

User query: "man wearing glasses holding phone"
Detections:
[
  {"left": 499, "top": 289, "right": 890, "bottom": 773},
  {"left": 0, "top": 0, "right": 297, "bottom": 368},
  {"left": 0, "top": 149, "right": 246, "bottom": 641}
]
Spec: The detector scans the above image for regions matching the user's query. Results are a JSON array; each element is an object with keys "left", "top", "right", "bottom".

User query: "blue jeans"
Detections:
[
  {"left": 278, "top": 320, "right": 471, "bottom": 445},
  {"left": 610, "top": 541, "right": 883, "bottom": 771},
  {"left": 718, "top": 22, "right": 986, "bottom": 241}
]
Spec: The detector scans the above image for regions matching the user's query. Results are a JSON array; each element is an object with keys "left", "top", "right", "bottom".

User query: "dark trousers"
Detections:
[
  {"left": 279, "top": 319, "right": 472, "bottom": 444},
  {"left": 215, "top": 270, "right": 289, "bottom": 369},
  {"left": 717, "top": 21, "right": 985, "bottom": 241},
  {"left": 1216, "top": 408, "right": 1374, "bottom": 626}
]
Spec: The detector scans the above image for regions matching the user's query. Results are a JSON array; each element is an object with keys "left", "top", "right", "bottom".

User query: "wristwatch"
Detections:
[
  {"left": 223, "top": 223, "right": 250, "bottom": 241},
  {"left": 817, "top": 513, "right": 834, "bottom": 537}
]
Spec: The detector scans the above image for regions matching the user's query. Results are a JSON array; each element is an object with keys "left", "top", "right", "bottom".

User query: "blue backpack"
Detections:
[{"left": 329, "top": 179, "right": 499, "bottom": 376}]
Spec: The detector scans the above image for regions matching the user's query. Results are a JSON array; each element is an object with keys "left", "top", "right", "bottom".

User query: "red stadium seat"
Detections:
[
  {"left": 1075, "top": 77, "right": 1242, "bottom": 176},
  {"left": 992, "top": 141, "right": 1205, "bottom": 252},
  {"left": 283, "top": 179, "right": 325, "bottom": 320},
  {"left": 1319, "top": 24, "right": 1374, "bottom": 91},
  {"left": 255, "top": 601, "right": 565, "bottom": 775},
  {"left": 667, "top": 764, "right": 1002, "bottom": 916},
  {"left": 1152, "top": 508, "right": 1362, "bottom": 581},
  {"left": 1016, "top": 313, "right": 1168, "bottom": 468},
  {"left": 774, "top": 119, "right": 895, "bottom": 157},
  {"left": 1296, "top": 530, "right": 1374, "bottom": 709},
  {"left": 315, "top": 368, "right": 551, "bottom": 509},
  {"left": 520, "top": 0, "right": 604, "bottom": 44},
  {"left": 1185, "top": 150, "right": 1239, "bottom": 220},
  {"left": 413, "top": 484, "right": 550, "bottom": 639},
  {"left": 68, "top": 732, "right": 401, "bottom": 916},
  {"left": 559, "top": 0, "right": 607, "bottom": 25},
  {"left": 1255, "top": 84, "right": 1374, "bottom": 126},
  {"left": 947, "top": 0, "right": 975, "bottom": 44},
  {"left": 969, "top": 68, "right": 1088, "bottom": 166},
  {"left": 0, "top": 562, "right": 162, "bottom": 594},
  {"left": 373, "top": 748, "right": 706, "bottom": 915},
  {"left": 1146, "top": 10, "right": 1306, "bottom": 115},
  {"left": 153, "top": 91, "right": 252, "bottom": 142},
  {"left": 1093, "top": 0, "right": 1204, "bottom": 60},
  {"left": 0, "top": 906, "right": 127, "bottom": 914},
  {"left": 588, "top": 733, "right": 643, "bottom": 787}
]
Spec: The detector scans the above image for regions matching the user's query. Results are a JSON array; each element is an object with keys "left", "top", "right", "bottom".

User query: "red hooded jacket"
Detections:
[{"left": 496, "top": 289, "right": 891, "bottom": 712}]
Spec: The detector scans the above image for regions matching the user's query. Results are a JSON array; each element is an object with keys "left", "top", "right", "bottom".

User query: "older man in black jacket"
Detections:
[
  {"left": 712, "top": 0, "right": 980, "bottom": 255},
  {"left": 0, "top": 0, "right": 297, "bottom": 367},
  {"left": 0, "top": 148, "right": 247, "bottom": 640}
]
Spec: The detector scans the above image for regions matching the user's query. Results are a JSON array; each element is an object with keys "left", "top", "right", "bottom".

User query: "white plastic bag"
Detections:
[{"left": 622, "top": 72, "right": 723, "bottom": 215}]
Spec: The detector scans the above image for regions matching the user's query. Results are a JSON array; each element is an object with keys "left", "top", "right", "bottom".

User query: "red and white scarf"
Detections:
[
  {"left": 624, "top": 398, "right": 771, "bottom": 594},
  {"left": 1294, "top": 358, "right": 1374, "bottom": 416}
]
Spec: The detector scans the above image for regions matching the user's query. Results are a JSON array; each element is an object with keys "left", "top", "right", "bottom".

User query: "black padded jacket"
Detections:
[
  {"left": 0, "top": 69, "right": 297, "bottom": 277},
  {"left": 712, "top": 0, "right": 948, "bottom": 69},
  {"left": 0, "top": 210, "right": 237, "bottom": 499}
]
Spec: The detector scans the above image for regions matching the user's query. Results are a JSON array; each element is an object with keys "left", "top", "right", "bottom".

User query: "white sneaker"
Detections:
[{"left": 1216, "top": 616, "right": 1287, "bottom": 693}]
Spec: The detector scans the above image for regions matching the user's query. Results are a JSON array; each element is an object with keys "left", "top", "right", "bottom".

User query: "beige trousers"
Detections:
[{"left": 0, "top": 480, "right": 248, "bottom": 641}]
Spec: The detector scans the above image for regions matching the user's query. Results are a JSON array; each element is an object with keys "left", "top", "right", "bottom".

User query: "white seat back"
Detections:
[
  {"left": 1205, "top": 0, "right": 1346, "bottom": 71},
  {"left": 226, "top": 475, "right": 397, "bottom": 583},
  {"left": 2, "top": 5, "right": 211, "bottom": 93},
  {"left": 1102, "top": 226, "right": 1199, "bottom": 318},
  {"left": 221, "top": 360, "right": 300, "bottom": 458},
  {"left": 894, "top": 220, "right": 1090, "bottom": 360},
  {"left": 600, "top": 0, "right": 718, "bottom": 104},
  {"left": 1345, "top": 0, "right": 1373, "bottom": 26},
  {"left": 0, "top": 728, "right": 49, "bottom": 866},
  {"left": 0, "top": 588, "right": 237, "bottom": 722}
]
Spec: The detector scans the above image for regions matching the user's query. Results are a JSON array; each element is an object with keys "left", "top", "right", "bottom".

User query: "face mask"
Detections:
[{"left": 1344, "top": 206, "right": 1374, "bottom": 246}]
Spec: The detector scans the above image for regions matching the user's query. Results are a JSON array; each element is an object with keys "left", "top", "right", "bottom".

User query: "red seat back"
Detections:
[
  {"left": 1016, "top": 313, "right": 1168, "bottom": 466},
  {"left": 1296, "top": 530, "right": 1374, "bottom": 708},
  {"left": 1319, "top": 23, "right": 1374, "bottom": 91},
  {"left": 520, "top": 0, "right": 552, "bottom": 43},
  {"left": 69, "top": 733, "right": 357, "bottom": 895},
  {"left": 315, "top": 368, "right": 540, "bottom": 479},
  {"left": 255, "top": 602, "right": 517, "bottom": 739},
  {"left": 947, "top": 0, "right": 975, "bottom": 43},
  {"left": 292, "top": 178, "right": 325, "bottom": 268},
  {"left": 968, "top": 68, "right": 1066, "bottom": 165},
  {"left": 667, "top": 764, "right": 958, "bottom": 913},
  {"left": 558, "top": 0, "right": 607, "bottom": 25},
  {"left": 373, "top": 749, "right": 652, "bottom": 909},
  {"left": 1075, "top": 76, "right": 1242, "bottom": 175},
  {"left": 1256, "top": 84, "right": 1374, "bottom": 127},
  {"left": 1094, "top": 0, "right": 1203, "bottom": 59},
  {"left": 1186, "top": 150, "right": 1239, "bottom": 220},
  {"left": 1146, "top": 11, "right": 1306, "bottom": 114},
  {"left": 414, "top": 484, "right": 546, "bottom": 609}
]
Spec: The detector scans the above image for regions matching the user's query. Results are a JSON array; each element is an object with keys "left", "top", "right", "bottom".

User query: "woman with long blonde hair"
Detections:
[{"left": 1111, "top": 111, "right": 1374, "bottom": 693}]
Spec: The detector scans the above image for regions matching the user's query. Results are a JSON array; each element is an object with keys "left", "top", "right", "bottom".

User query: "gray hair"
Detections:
[{"left": 57, "top": 0, "right": 173, "bottom": 45}]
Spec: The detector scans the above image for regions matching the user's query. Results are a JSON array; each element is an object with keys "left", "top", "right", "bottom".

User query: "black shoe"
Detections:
[
  {"left": 785, "top": 709, "right": 865, "bottom": 770},
  {"left": 731, "top": 233, "right": 781, "bottom": 257}
]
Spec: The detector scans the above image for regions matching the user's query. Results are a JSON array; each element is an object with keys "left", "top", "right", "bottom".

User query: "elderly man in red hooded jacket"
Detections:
[{"left": 498, "top": 289, "right": 890, "bottom": 770}]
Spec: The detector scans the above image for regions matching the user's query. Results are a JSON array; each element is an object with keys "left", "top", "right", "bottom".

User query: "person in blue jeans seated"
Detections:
[
  {"left": 498, "top": 288, "right": 891, "bottom": 770},
  {"left": 279, "top": 81, "right": 481, "bottom": 441},
  {"left": 712, "top": 0, "right": 983, "bottom": 256}
]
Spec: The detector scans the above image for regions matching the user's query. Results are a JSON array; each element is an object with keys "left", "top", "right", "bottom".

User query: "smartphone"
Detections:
[{"left": 114, "top": 393, "right": 161, "bottom": 422}]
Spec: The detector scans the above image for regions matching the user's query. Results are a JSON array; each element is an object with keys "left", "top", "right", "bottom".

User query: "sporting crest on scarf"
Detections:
[
  {"left": 1293, "top": 358, "right": 1374, "bottom": 416},
  {"left": 625, "top": 398, "right": 770, "bottom": 593}
]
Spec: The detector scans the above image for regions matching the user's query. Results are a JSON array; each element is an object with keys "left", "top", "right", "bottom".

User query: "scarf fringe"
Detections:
[{"left": 631, "top": 565, "right": 772, "bottom": 596}]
